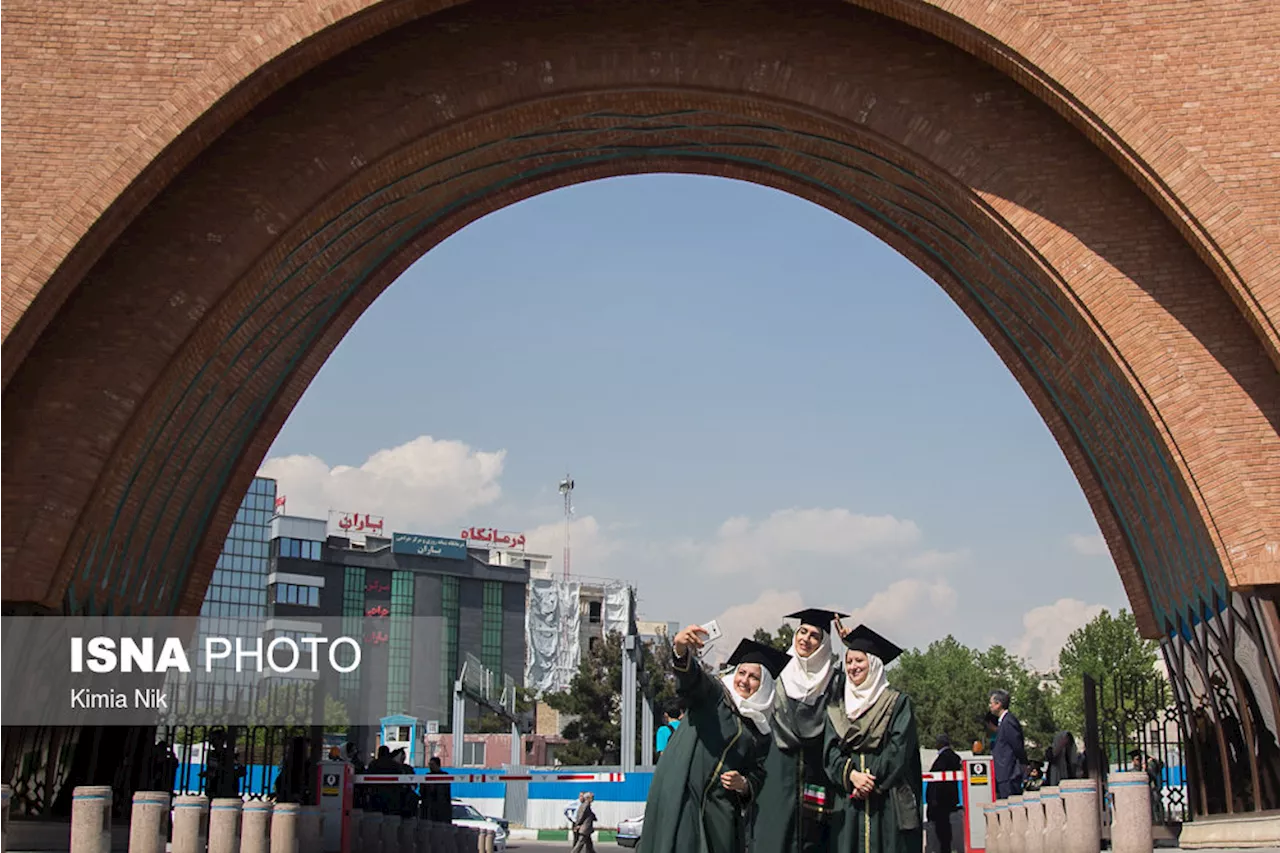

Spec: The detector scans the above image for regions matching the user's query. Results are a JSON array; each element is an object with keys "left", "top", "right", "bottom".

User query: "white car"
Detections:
[
  {"left": 617, "top": 814, "right": 643, "bottom": 848},
  {"left": 452, "top": 800, "right": 508, "bottom": 851}
]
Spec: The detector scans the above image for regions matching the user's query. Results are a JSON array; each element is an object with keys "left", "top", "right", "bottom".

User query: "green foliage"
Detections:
[
  {"left": 1052, "top": 609, "right": 1159, "bottom": 740},
  {"left": 885, "top": 636, "right": 1058, "bottom": 753},
  {"left": 752, "top": 624, "right": 795, "bottom": 652},
  {"left": 543, "top": 632, "right": 626, "bottom": 765}
]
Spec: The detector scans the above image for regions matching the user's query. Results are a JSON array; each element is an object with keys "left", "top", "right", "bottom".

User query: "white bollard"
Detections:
[
  {"left": 1108, "top": 772, "right": 1153, "bottom": 853},
  {"left": 982, "top": 803, "right": 997, "bottom": 853},
  {"left": 241, "top": 802, "right": 273, "bottom": 853},
  {"left": 209, "top": 798, "right": 243, "bottom": 853},
  {"left": 361, "top": 811, "right": 384, "bottom": 853},
  {"left": 1040, "top": 787, "right": 1064, "bottom": 853},
  {"left": 382, "top": 815, "right": 402, "bottom": 853},
  {"left": 1024, "top": 790, "right": 1044, "bottom": 853},
  {"left": 1061, "top": 780, "right": 1101, "bottom": 853},
  {"left": 299, "top": 805, "right": 323, "bottom": 853},
  {"left": 1007, "top": 795, "right": 1026, "bottom": 853},
  {"left": 71, "top": 787, "right": 113, "bottom": 853},
  {"left": 172, "top": 795, "right": 209, "bottom": 853},
  {"left": 991, "top": 801, "right": 1007, "bottom": 853},
  {"left": 346, "top": 809, "right": 363, "bottom": 853},
  {"left": 270, "top": 803, "right": 300, "bottom": 853},
  {"left": 128, "top": 791, "right": 170, "bottom": 853},
  {"left": 1, "top": 784, "right": 11, "bottom": 853}
]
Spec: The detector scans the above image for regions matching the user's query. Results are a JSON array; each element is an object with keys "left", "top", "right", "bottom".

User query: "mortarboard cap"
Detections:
[
  {"left": 725, "top": 639, "right": 791, "bottom": 678},
  {"left": 785, "top": 608, "right": 850, "bottom": 632},
  {"left": 840, "top": 624, "right": 904, "bottom": 665}
]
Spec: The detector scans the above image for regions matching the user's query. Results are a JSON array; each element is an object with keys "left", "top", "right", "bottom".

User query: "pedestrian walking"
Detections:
[
  {"left": 927, "top": 734, "right": 963, "bottom": 853},
  {"left": 571, "top": 792, "right": 598, "bottom": 853},
  {"left": 989, "top": 690, "right": 1027, "bottom": 798}
]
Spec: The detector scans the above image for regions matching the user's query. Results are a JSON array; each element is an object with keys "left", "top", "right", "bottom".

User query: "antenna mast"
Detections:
[{"left": 558, "top": 474, "right": 575, "bottom": 578}]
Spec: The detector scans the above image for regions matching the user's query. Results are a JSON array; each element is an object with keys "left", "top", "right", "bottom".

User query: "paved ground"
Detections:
[{"left": 509, "top": 841, "right": 626, "bottom": 852}]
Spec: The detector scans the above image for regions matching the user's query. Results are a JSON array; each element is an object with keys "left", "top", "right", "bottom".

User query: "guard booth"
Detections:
[
  {"left": 317, "top": 760, "right": 354, "bottom": 853},
  {"left": 380, "top": 714, "right": 425, "bottom": 766},
  {"left": 922, "top": 758, "right": 996, "bottom": 853}
]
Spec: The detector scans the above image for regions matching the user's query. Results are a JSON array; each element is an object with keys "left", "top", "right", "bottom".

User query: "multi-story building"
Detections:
[{"left": 265, "top": 515, "right": 530, "bottom": 736}]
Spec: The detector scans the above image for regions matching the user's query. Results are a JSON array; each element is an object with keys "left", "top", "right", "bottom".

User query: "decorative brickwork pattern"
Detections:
[{"left": 2, "top": 0, "right": 1277, "bottom": 643}]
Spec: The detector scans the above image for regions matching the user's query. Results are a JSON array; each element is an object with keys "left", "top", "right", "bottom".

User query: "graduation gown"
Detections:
[
  {"left": 753, "top": 671, "right": 847, "bottom": 853},
  {"left": 637, "top": 655, "right": 771, "bottom": 853},
  {"left": 823, "top": 690, "right": 923, "bottom": 853}
]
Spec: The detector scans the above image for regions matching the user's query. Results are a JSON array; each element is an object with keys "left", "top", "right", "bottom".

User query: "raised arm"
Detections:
[{"left": 672, "top": 624, "right": 720, "bottom": 709}]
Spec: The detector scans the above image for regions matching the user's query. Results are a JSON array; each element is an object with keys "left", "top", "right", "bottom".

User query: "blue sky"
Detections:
[{"left": 262, "top": 174, "right": 1126, "bottom": 669}]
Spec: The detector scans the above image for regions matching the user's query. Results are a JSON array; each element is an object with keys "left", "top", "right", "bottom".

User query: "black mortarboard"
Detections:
[
  {"left": 725, "top": 639, "right": 790, "bottom": 678},
  {"left": 785, "top": 608, "right": 850, "bottom": 632},
  {"left": 840, "top": 624, "right": 904, "bottom": 664}
]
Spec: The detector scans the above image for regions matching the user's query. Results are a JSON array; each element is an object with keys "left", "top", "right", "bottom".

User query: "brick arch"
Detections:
[
  {"left": 3, "top": 0, "right": 1277, "bottom": 384},
  {"left": 2, "top": 0, "right": 1277, "bottom": 641}
]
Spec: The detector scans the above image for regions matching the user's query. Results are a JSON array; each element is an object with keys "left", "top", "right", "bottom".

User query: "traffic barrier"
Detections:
[
  {"left": 172, "top": 795, "right": 209, "bottom": 853},
  {"left": 270, "top": 803, "right": 300, "bottom": 853},
  {"left": 1040, "top": 788, "right": 1064, "bottom": 853},
  {"left": 1023, "top": 791, "right": 1044, "bottom": 853},
  {"left": 128, "top": 791, "right": 170, "bottom": 853},
  {"left": 210, "top": 798, "right": 243, "bottom": 853},
  {"left": 1108, "top": 772, "right": 1153, "bottom": 853},
  {"left": 241, "top": 802, "right": 272, "bottom": 853},
  {"left": 1061, "top": 780, "right": 1100, "bottom": 853}
]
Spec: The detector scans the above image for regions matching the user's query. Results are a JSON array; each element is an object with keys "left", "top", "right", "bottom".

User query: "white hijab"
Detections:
[
  {"left": 721, "top": 665, "right": 777, "bottom": 735},
  {"left": 843, "top": 652, "right": 889, "bottom": 720},
  {"left": 779, "top": 628, "right": 835, "bottom": 704}
]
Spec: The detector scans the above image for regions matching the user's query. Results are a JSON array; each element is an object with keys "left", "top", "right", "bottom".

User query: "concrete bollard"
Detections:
[
  {"left": 209, "top": 798, "right": 243, "bottom": 853},
  {"left": 1040, "top": 788, "right": 1064, "bottom": 853},
  {"left": 271, "top": 803, "right": 301, "bottom": 853},
  {"left": 173, "top": 795, "right": 210, "bottom": 853},
  {"left": 382, "top": 815, "right": 402, "bottom": 853},
  {"left": 1061, "top": 780, "right": 1101, "bottom": 853},
  {"left": 454, "top": 826, "right": 474, "bottom": 853},
  {"left": 1012, "top": 795, "right": 1030, "bottom": 853},
  {"left": 128, "top": 791, "right": 171, "bottom": 853},
  {"left": 1024, "top": 791, "right": 1044, "bottom": 853},
  {"left": 2, "top": 784, "right": 11, "bottom": 853},
  {"left": 299, "top": 805, "right": 323, "bottom": 853},
  {"left": 990, "top": 801, "right": 1006, "bottom": 853},
  {"left": 429, "top": 821, "right": 452, "bottom": 853},
  {"left": 1108, "top": 772, "right": 1153, "bottom": 853},
  {"left": 361, "top": 811, "right": 384, "bottom": 853},
  {"left": 982, "top": 803, "right": 997, "bottom": 853},
  {"left": 72, "top": 786, "right": 114, "bottom": 853},
  {"left": 241, "top": 802, "right": 273, "bottom": 853},
  {"left": 416, "top": 819, "right": 433, "bottom": 853},
  {"left": 399, "top": 818, "right": 418, "bottom": 853},
  {"left": 346, "top": 809, "right": 363, "bottom": 853}
]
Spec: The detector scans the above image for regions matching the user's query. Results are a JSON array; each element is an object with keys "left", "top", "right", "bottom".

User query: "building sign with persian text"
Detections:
[
  {"left": 459, "top": 527, "right": 526, "bottom": 549},
  {"left": 391, "top": 533, "right": 467, "bottom": 560},
  {"left": 329, "top": 510, "right": 385, "bottom": 536}
]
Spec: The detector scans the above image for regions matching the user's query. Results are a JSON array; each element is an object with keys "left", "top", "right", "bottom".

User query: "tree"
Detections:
[
  {"left": 543, "top": 632, "right": 626, "bottom": 765},
  {"left": 888, "top": 636, "right": 1058, "bottom": 754},
  {"left": 752, "top": 624, "right": 795, "bottom": 652},
  {"left": 1052, "top": 609, "right": 1159, "bottom": 742}
]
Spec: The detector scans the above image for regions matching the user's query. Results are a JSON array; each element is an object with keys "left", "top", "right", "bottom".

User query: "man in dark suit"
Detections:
[
  {"left": 927, "top": 734, "right": 964, "bottom": 853},
  {"left": 989, "top": 689, "right": 1028, "bottom": 798}
]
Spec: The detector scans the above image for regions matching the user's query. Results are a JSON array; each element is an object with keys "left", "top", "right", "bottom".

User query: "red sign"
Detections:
[
  {"left": 365, "top": 605, "right": 390, "bottom": 618},
  {"left": 364, "top": 631, "right": 389, "bottom": 645},
  {"left": 460, "top": 527, "right": 526, "bottom": 549},
  {"left": 365, "top": 580, "right": 391, "bottom": 593},
  {"left": 332, "top": 511, "right": 385, "bottom": 534}
]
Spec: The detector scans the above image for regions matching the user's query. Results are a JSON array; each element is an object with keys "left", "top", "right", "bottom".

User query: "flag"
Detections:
[{"left": 274, "top": 495, "right": 286, "bottom": 514}]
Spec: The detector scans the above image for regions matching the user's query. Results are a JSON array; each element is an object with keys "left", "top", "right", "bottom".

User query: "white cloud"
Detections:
[
  {"left": 696, "top": 508, "right": 923, "bottom": 579},
  {"left": 523, "top": 515, "right": 622, "bottom": 573},
  {"left": 1067, "top": 533, "right": 1109, "bottom": 557},
  {"left": 259, "top": 435, "right": 505, "bottom": 530},
  {"left": 845, "top": 578, "right": 960, "bottom": 651},
  {"left": 703, "top": 589, "right": 806, "bottom": 664},
  {"left": 1013, "top": 598, "right": 1106, "bottom": 670},
  {"left": 903, "top": 548, "right": 971, "bottom": 572}
]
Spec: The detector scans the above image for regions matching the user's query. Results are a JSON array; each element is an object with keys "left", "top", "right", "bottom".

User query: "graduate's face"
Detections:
[
  {"left": 794, "top": 625, "right": 824, "bottom": 658},
  {"left": 846, "top": 650, "right": 870, "bottom": 686},
  {"left": 733, "top": 664, "right": 762, "bottom": 698}
]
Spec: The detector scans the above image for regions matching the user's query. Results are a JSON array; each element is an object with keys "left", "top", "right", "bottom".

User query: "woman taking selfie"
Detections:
[
  {"left": 755, "top": 608, "right": 848, "bottom": 853},
  {"left": 638, "top": 628, "right": 789, "bottom": 853},
  {"left": 824, "top": 624, "right": 922, "bottom": 853}
]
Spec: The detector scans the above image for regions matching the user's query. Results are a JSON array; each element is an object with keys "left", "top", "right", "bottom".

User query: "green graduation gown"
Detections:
[
  {"left": 753, "top": 671, "right": 847, "bottom": 853},
  {"left": 823, "top": 690, "right": 923, "bottom": 853},
  {"left": 637, "top": 655, "right": 771, "bottom": 853}
]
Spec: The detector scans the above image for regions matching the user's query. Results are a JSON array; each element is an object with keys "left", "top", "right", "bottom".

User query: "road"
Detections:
[{"left": 509, "top": 842, "right": 628, "bottom": 853}]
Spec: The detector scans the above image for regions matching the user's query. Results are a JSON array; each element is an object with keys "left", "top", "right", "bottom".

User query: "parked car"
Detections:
[
  {"left": 452, "top": 800, "right": 508, "bottom": 851},
  {"left": 617, "top": 814, "right": 644, "bottom": 848}
]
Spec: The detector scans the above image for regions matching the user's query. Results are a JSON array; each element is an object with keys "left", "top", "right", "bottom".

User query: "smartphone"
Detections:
[{"left": 701, "top": 619, "right": 723, "bottom": 644}]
